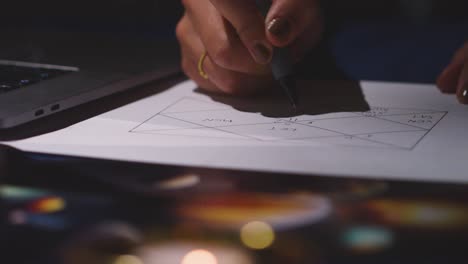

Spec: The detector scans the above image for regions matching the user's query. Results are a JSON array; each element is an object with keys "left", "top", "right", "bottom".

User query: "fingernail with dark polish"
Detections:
[
  {"left": 267, "top": 18, "right": 291, "bottom": 41},
  {"left": 252, "top": 42, "right": 272, "bottom": 64},
  {"left": 460, "top": 87, "right": 468, "bottom": 104}
]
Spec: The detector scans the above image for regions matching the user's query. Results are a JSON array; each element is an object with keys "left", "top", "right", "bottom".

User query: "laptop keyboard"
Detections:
[{"left": 0, "top": 64, "right": 74, "bottom": 94}]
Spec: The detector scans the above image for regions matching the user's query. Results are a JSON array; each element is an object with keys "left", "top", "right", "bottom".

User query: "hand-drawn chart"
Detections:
[{"left": 130, "top": 97, "right": 447, "bottom": 150}]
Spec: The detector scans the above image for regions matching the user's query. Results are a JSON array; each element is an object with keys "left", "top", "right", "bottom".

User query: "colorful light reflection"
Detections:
[
  {"left": 157, "top": 174, "right": 200, "bottom": 190},
  {"left": 343, "top": 226, "right": 393, "bottom": 253},
  {"left": 240, "top": 221, "right": 275, "bottom": 250},
  {"left": 114, "top": 255, "right": 144, "bottom": 264},
  {"left": 28, "top": 196, "right": 66, "bottom": 214},
  {"left": 181, "top": 249, "right": 218, "bottom": 264},
  {"left": 367, "top": 200, "right": 468, "bottom": 228},
  {"left": 137, "top": 241, "right": 253, "bottom": 264},
  {"left": 0, "top": 186, "right": 48, "bottom": 200}
]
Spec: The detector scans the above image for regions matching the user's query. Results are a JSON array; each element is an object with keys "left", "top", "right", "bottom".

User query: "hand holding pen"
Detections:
[
  {"left": 176, "top": 0, "right": 323, "bottom": 97},
  {"left": 437, "top": 41, "right": 468, "bottom": 105}
]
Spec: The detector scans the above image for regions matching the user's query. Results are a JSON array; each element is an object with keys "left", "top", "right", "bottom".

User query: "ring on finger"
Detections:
[{"left": 198, "top": 51, "right": 209, "bottom": 79}]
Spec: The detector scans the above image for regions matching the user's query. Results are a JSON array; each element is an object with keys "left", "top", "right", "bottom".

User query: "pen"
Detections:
[{"left": 255, "top": 0, "right": 298, "bottom": 110}]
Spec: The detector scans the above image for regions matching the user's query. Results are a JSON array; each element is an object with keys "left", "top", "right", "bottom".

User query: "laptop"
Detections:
[{"left": 0, "top": 1, "right": 181, "bottom": 129}]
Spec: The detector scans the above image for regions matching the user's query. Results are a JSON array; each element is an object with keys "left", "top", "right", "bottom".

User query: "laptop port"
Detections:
[
  {"left": 51, "top": 104, "right": 60, "bottom": 111},
  {"left": 35, "top": 109, "right": 44, "bottom": 117}
]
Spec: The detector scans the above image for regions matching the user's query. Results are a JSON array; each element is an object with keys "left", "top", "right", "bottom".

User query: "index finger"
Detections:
[{"left": 209, "top": 0, "right": 273, "bottom": 65}]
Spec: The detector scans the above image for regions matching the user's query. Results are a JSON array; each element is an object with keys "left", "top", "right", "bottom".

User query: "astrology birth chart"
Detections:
[{"left": 130, "top": 98, "right": 447, "bottom": 150}]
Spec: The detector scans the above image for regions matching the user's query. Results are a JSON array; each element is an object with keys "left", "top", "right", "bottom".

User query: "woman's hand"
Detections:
[
  {"left": 437, "top": 41, "right": 468, "bottom": 104},
  {"left": 176, "top": 0, "right": 322, "bottom": 95}
]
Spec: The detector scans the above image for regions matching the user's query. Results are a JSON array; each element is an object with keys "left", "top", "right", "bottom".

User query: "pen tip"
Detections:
[
  {"left": 291, "top": 103, "right": 299, "bottom": 115},
  {"left": 291, "top": 102, "right": 297, "bottom": 110},
  {"left": 279, "top": 76, "right": 299, "bottom": 114}
]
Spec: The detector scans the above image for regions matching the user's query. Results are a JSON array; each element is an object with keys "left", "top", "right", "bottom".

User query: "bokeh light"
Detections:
[
  {"left": 137, "top": 241, "right": 253, "bottom": 264},
  {"left": 114, "top": 255, "right": 144, "bottom": 264},
  {"left": 0, "top": 186, "right": 47, "bottom": 200},
  {"left": 240, "top": 221, "right": 275, "bottom": 250},
  {"left": 343, "top": 226, "right": 393, "bottom": 253},
  {"left": 8, "top": 210, "right": 27, "bottom": 225},
  {"left": 178, "top": 193, "right": 331, "bottom": 230},
  {"left": 157, "top": 174, "right": 200, "bottom": 190},
  {"left": 181, "top": 249, "right": 218, "bottom": 264},
  {"left": 28, "top": 196, "right": 66, "bottom": 214},
  {"left": 367, "top": 200, "right": 468, "bottom": 228}
]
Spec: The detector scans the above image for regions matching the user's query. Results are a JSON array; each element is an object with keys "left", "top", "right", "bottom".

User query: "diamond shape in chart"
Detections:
[
  {"left": 294, "top": 135, "right": 397, "bottom": 148},
  {"left": 294, "top": 112, "right": 361, "bottom": 122},
  {"left": 219, "top": 122, "right": 341, "bottom": 141},
  {"left": 132, "top": 115, "right": 202, "bottom": 132},
  {"left": 378, "top": 112, "right": 446, "bottom": 130},
  {"left": 359, "top": 107, "right": 437, "bottom": 117},
  {"left": 356, "top": 130, "right": 428, "bottom": 149},
  {"left": 163, "top": 109, "right": 277, "bottom": 127},
  {"left": 162, "top": 98, "right": 231, "bottom": 114},
  {"left": 137, "top": 127, "right": 247, "bottom": 140},
  {"left": 305, "top": 116, "right": 422, "bottom": 135}
]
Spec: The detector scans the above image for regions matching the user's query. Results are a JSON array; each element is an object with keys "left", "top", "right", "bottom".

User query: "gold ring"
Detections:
[{"left": 198, "top": 51, "right": 209, "bottom": 79}]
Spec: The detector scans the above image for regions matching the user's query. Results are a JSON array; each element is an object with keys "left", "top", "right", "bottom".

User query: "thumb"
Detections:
[{"left": 265, "top": 0, "right": 321, "bottom": 47}]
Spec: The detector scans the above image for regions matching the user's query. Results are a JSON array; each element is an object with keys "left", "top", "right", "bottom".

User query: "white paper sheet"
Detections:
[{"left": 4, "top": 80, "right": 468, "bottom": 183}]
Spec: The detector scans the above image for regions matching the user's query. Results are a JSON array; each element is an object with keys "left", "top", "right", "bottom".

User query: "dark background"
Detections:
[
  {"left": 1, "top": 1, "right": 466, "bottom": 28},
  {"left": 0, "top": 0, "right": 467, "bottom": 83},
  {"left": 0, "top": 1, "right": 183, "bottom": 35}
]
